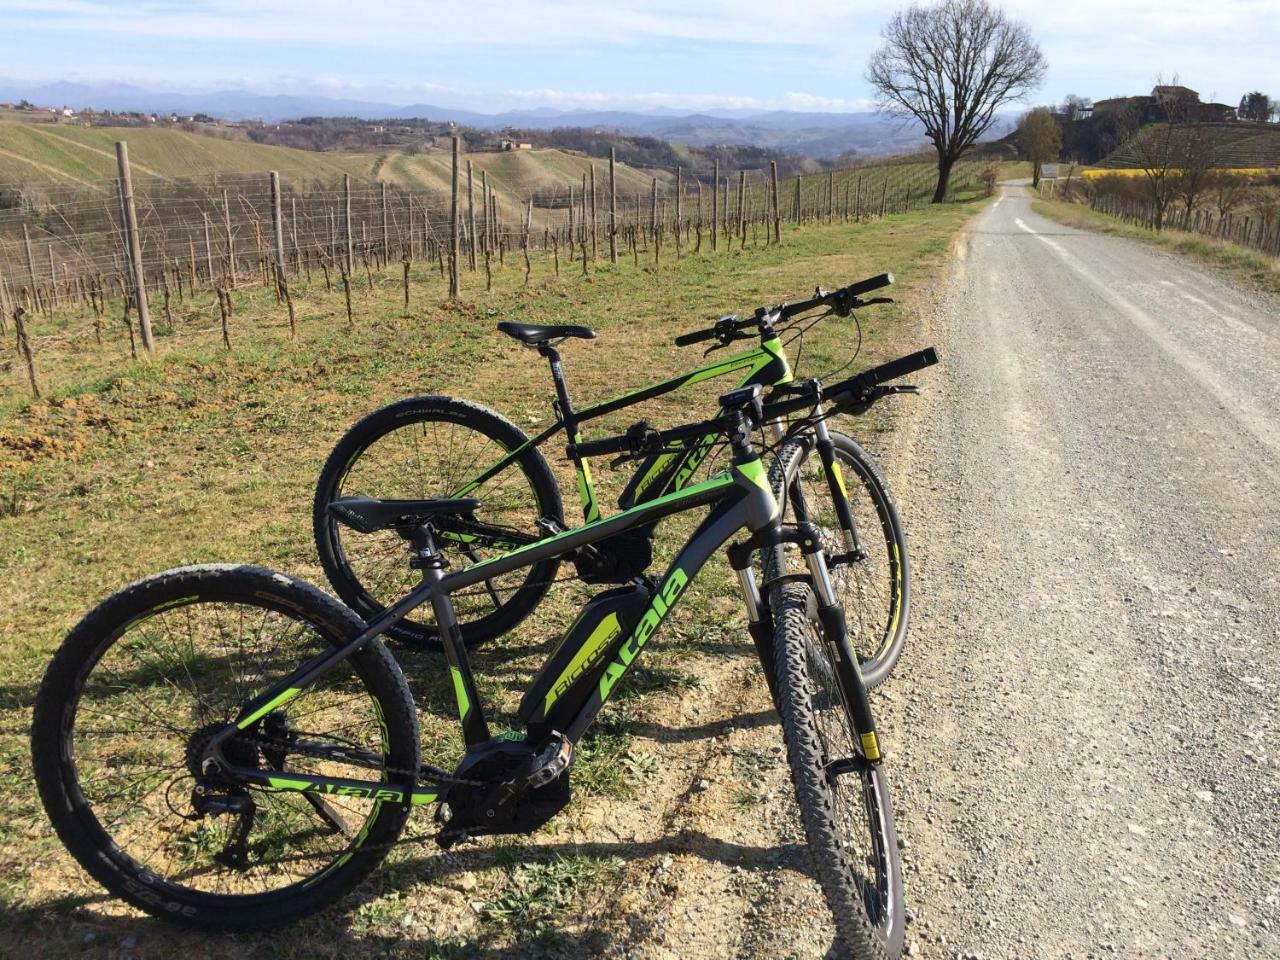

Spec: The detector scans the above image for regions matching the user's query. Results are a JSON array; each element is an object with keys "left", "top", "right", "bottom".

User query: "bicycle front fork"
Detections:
[
  {"left": 770, "top": 412, "right": 864, "bottom": 560},
  {"left": 728, "top": 524, "right": 883, "bottom": 762}
]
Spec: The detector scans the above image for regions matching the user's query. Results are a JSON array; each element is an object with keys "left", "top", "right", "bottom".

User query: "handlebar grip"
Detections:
[
  {"left": 674, "top": 327, "right": 718, "bottom": 347},
  {"left": 845, "top": 272, "right": 894, "bottom": 298},
  {"left": 862, "top": 347, "right": 938, "bottom": 386}
]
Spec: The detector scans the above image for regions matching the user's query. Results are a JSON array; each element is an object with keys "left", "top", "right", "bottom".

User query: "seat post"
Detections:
[{"left": 539, "top": 341, "right": 579, "bottom": 435}]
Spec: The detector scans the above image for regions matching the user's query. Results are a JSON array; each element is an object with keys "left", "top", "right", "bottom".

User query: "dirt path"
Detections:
[
  {"left": 878, "top": 184, "right": 1280, "bottom": 959},
  {"left": 598, "top": 183, "right": 1280, "bottom": 959}
]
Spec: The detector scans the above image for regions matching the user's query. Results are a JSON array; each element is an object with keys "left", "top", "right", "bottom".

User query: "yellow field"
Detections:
[{"left": 1081, "top": 166, "right": 1279, "bottom": 179}]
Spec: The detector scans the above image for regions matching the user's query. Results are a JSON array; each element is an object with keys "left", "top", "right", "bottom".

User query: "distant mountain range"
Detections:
[{"left": 0, "top": 80, "right": 938, "bottom": 158}]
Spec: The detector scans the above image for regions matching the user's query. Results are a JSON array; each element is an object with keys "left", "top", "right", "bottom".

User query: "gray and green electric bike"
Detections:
[
  {"left": 313, "top": 275, "right": 913, "bottom": 688},
  {"left": 34, "top": 348, "right": 937, "bottom": 957}
]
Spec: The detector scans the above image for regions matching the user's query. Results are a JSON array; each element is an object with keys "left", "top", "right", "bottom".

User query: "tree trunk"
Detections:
[
  {"left": 1032, "top": 160, "right": 1041, "bottom": 189},
  {"left": 932, "top": 153, "right": 955, "bottom": 203}
]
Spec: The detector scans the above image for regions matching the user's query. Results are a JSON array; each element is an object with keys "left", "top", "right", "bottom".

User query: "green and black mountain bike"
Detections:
[
  {"left": 313, "top": 275, "right": 914, "bottom": 688},
  {"left": 34, "top": 349, "right": 936, "bottom": 957}
]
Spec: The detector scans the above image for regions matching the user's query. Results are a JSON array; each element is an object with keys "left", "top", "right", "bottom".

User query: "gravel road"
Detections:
[{"left": 881, "top": 183, "right": 1280, "bottom": 959}]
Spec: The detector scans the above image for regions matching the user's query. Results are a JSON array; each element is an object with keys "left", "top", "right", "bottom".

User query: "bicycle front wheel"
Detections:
[
  {"left": 771, "top": 582, "right": 905, "bottom": 959},
  {"left": 766, "top": 431, "right": 909, "bottom": 689},
  {"left": 32, "top": 565, "right": 421, "bottom": 931}
]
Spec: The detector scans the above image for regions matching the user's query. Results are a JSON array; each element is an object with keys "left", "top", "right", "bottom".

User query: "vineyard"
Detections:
[{"left": 0, "top": 126, "right": 983, "bottom": 401}]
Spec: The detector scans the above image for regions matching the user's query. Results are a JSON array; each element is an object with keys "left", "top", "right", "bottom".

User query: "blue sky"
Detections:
[{"left": 0, "top": 1, "right": 1275, "bottom": 113}]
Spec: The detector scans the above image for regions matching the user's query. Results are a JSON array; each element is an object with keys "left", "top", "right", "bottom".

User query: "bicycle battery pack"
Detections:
[{"left": 519, "top": 583, "right": 650, "bottom": 736}]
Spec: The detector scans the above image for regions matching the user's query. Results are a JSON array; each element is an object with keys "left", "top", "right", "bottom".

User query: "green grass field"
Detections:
[{"left": 0, "top": 194, "right": 980, "bottom": 957}]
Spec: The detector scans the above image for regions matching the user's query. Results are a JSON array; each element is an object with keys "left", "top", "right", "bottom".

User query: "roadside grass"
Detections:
[
  {"left": 1033, "top": 197, "right": 1280, "bottom": 298},
  {"left": 0, "top": 198, "right": 975, "bottom": 957}
]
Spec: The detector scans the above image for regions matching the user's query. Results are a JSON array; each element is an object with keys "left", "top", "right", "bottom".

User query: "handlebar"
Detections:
[
  {"left": 674, "top": 315, "right": 737, "bottom": 347},
  {"left": 673, "top": 273, "right": 894, "bottom": 347},
  {"left": 777, "top": 273, "right": 894, "bottom": 321},
  {"left": 566, "top": 347, "right": 938, "bottom": 462}
]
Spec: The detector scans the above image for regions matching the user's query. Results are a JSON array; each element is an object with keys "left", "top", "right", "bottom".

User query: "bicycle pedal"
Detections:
[
  {"left": 827, "top": 550, "right": 866, "bottom": 567},
  {"left": 527, "top": 733, "right": 573, "bottom": 789}
]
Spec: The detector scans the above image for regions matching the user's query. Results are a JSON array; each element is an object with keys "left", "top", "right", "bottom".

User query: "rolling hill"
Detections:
[{"left": 0, "top": 122, "right": 668, "bottom": 220}]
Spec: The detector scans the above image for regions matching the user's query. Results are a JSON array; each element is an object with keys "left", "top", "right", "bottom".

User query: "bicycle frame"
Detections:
[
  {"left": 210, "top": 443, "right": 882, "bottom": 807},
  {"left": 445, "top": 334, "right": 791, "bottom": 537}
]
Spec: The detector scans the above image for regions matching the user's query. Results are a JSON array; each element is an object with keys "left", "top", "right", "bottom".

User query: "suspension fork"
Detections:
[
  {"left": 729, "top": 554, "right": 780, "bottom": 708},
  {"left": 803, "top": 531, "right": 882, "bottom": 762},
  {"left": 810, "top": 405, "right": 863, "bottom": 559}
]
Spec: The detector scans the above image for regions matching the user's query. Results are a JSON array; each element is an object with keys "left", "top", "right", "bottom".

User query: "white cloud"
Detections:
[{"left": 1, "top": 0, "right": 1275, "bottom": 110}]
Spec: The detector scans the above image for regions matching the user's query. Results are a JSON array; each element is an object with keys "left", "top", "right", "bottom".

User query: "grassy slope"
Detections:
[
  {"left": 1033, "top": 197, "right": 1280, "bottom": 298},
  {"left": 0, "top": 123, "right": 376, "bottom": 185},
  {"left": 0, "top": 121, "right": 978, "bottom": 210},
  {"left": 0, "top": 197, "right": 979, "bottom": 957}
]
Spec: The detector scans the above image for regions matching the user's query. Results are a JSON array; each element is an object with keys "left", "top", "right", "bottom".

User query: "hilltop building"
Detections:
[{"left": 1093, "top": 86, "right": 1236, "bottom": 123}]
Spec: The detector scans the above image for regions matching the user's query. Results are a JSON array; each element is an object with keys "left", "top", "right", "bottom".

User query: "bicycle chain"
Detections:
[{"left": 232, "top": 729, "right": 486, "bottom": 788}]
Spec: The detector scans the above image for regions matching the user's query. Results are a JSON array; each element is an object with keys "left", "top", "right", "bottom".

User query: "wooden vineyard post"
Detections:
[
  {"left": 343, "top": 174, "right": 354, "bottom": 277},
  {"left": 467, "top": 160, "right": 477, "bottom": 272},
  {"left": 675, "top": 167, "right": 683, "bottom": 260},
  {"left": 47, "top": 246, "right": 57, "bottom": 310},
  {"left": 711, "top": 160, "right": 719, "bottom": 252},
  {"left": 609, "top": 149, "right": 618, "bottom": 264},
  {"left": 589, "top": 164, "right": 598, "bottom": 261},
  {"left": 737, "top": 171, "right": 746, "bottom": 248},
  {"left": 481, "top": 170, "right": 489, "bottom": 260},
  {"left": 722, "top": 176, "right": 729, "bottom": 248},
  {"left": 0, "top": 263, "right": 10, "bottom": 332},
  {"left": 449, "top": 136, "right": 461, "bottom": 298},
  {"left": 381, "top": 181, "right": 390, "bottom": 266},
  {"left": 291, "top": 196, "right": 300, "bottom": 270},
  {"left": 269, "top": 170, "right": 287, "bottom": 281},
  {"left": 523, "top": 198, "right": 533, "bottom": 285},
  {"left": 567, "top": 186, "right": 576, "bottom": 264},
  {"left": 222, "top": 188, "right": 237, "bottom": 288},
  {"left": 770, "top": 161, "right": 781, "bottom": 244},
  {"left": 650, "top": 178, "right": 658, "bottom": 253},
  {"left": 203, "top": 213, "right": 214, "bottom": 285},
  {"left": 695, "top": 179, "right": 703, "bottom": 253},
  {"left": 115, "top": 141, "right": 155, "bottom": 355},
  {"left": 13, "top": 307, "right": 40, "bottom": 398},
  {"left": 22, "top": 225, "right": 40, "bottom": 315}
]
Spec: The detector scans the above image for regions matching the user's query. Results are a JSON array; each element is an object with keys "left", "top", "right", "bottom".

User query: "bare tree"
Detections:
[
  {"left": 1208, "top": 171, "right": 1250, "bottom": 218},
  {"left": 1018, "top": 107, "right": 1062, "bottom": 187},
  {"left": 1173, "top": 120, "right": 1218, "bottom": 224},
  {"left": 1060, "top": 94, "right": 1092, "bottom": 122},
  {"left": 1124, "top": 112, "right": 1180, "bottom": 232},
  {"left": 867, "top": 0, "right": 1046, "bottom": 202},
  {"left": 1126, "top": 92, "right": 1217, "bottom": 231}
]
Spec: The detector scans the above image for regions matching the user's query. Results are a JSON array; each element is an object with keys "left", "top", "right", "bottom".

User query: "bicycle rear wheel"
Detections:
[
  {"left": 766, "top": 431, "right": 909, "bottom": 689},
  {"left": 771, "top": 581, "right": 905, "bottom": 959},
  {"left": 32, "top": 565, "right": 420, "bottom": 930},
  {"left": 314, "top": 395, "right": 563, "bottom": 648}
]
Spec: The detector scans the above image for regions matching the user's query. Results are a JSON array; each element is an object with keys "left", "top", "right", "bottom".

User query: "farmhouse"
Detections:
[{"left": 1093, "top": 86, "right": 1236, "bottom": 123}]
